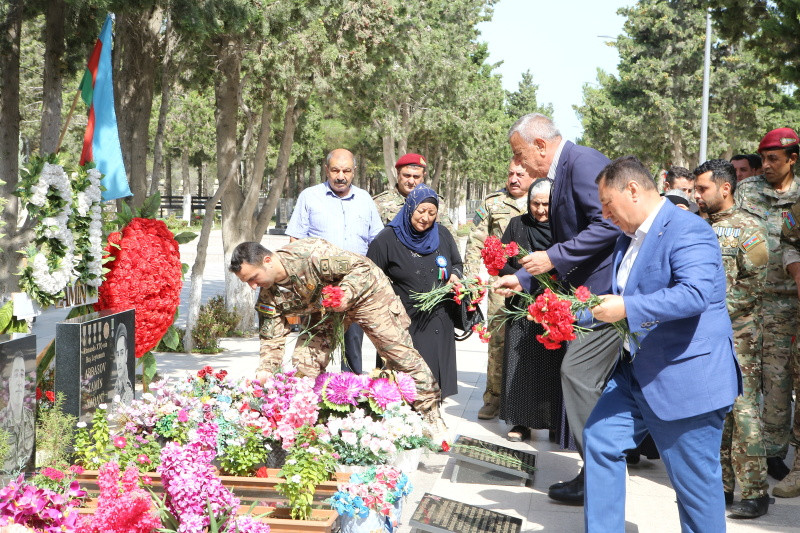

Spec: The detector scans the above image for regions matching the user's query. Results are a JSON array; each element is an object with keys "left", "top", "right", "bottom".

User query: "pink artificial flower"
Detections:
[
  {"left": 177, "top": 409, "right": 189, "bottom": 422},
  {"left": 113, "top": 435, "right": 127, "bottom": 449},
  {"left": 136, "top": 454, "right": 151, "bottom": 464},
  {"left": 41, "top": 467, "right": 65, "bottom": 481}
]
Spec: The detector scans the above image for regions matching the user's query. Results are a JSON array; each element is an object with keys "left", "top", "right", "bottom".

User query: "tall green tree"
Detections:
[{"left": 506, "top": 70, "right": 553, "bottom": 120}]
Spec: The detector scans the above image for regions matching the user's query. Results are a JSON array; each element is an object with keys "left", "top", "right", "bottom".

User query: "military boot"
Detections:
[
  {"left": 773, "top": 448, "right": 800, "bottom": 498},
  {"left": 477, "top": 396, "right": 499, "bottom": 420},
  {"left": 422, "top": 404, "right": 449, "bottom": 442}
]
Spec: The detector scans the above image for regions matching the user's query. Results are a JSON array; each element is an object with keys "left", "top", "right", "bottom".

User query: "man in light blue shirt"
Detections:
[{"left": 286, "top": 148, "right": 383, "bottom": 373}]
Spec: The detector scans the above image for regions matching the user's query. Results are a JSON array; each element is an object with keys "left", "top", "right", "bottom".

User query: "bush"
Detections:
[
  {"left": 191, "top": 295, "right": 240, "bottom": 353},
  {"left": 162, "top": 214, "right": 189, "bottom": 233},
  {"left": 155, "top": 326, "right": 186, "bottom": 353}
]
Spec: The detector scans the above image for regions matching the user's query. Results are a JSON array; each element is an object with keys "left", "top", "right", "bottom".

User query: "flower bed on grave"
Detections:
[{"left": 0, "top": 367, "right": 439, "bottom": 532}]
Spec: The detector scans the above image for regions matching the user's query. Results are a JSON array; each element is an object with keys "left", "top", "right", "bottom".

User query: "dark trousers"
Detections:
[{"left": 341, "top": 323, "right": 364, "bottom": 374}]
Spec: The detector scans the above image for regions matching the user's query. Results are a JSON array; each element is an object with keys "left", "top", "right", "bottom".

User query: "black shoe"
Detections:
[
  {"left": 767, "top": 457, "right": 790, "bottom": 480},
  {"left": 724, "top": 491, "right": 733, "bottom": 506},
  {"left": 507, "top": 425, "right": 531, "bottom": 442},
  {"left": 548, "top": 468, "right": 584, "bottom": 490},
  {"left": 548, "top": 429, "right": 558, "bottom": 443},
  {"left": 625, "top": 451, "right": 641, "bottom": 465},
  {"left": 548, "top": 474, "right": 584, "bottom": 505},
  {"left": 728, "top": 495, "right": 771, "bottom": 519}
]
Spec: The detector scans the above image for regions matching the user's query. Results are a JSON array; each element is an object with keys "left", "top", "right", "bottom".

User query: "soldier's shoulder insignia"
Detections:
[
  {"left": 257, "top": 303, "right": 277, "bottom": 316},
  {"left": 473, "top": 206, "right": 488, "bottom": 225},
  {"left": 740, "top": 233, "right": 764, "bottom": 251},
  {"left": 320, "top": 255, "right": 351, "bottom": 276},
  {"left": 783, "top": 210, "right": 798, "bottom": 231}
]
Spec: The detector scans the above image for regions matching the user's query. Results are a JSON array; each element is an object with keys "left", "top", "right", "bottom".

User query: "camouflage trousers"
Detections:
[
  {"left": 483, "top": 290, "right": 506, "bottom": 403},
  {"left": 258, "top": 288, "right": 441, "bottom": 414},
  {"left": 761, "top": 292, "right": 798, "bottom": 458},
  {"left": 720, "top": 321, "right": 767, "bottom": 499}
]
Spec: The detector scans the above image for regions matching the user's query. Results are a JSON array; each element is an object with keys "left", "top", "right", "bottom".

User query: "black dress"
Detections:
[
  {"left": 366, "top": 225, "right": 462, "bottom": 399},
  {"left": 499, "top": 215, "right": 573, "bottom": 446}
]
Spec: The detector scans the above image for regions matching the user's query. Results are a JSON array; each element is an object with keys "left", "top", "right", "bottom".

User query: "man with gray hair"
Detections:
[{"left": 494, "top": 113, "right": 620, "bottom": 504}]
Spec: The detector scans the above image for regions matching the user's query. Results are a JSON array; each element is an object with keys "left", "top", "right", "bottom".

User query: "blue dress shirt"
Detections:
[{"left": 285, "top": 182, "right": 383, "bottom": 255}]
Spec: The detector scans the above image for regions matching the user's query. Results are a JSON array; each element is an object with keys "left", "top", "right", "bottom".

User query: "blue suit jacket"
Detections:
[
  {"left": 516, "top": 141, "right": 620, "bottom": 326},
  {"left": 616, "top": 200, "right": 742, "bottom": 421}
]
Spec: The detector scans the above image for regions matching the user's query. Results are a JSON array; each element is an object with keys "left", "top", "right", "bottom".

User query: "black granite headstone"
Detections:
[
  {"left": 55, "top": 309, "right": 135, "bottom": 423},
  {"left": 449, "top": 435, "right": 536, "bottom": 487},
  {"left": 0, "top": 333, "right": 37, "bottom": 473},
  {"left": 409, "top": 493, "right": 523, "bottom": 533}
]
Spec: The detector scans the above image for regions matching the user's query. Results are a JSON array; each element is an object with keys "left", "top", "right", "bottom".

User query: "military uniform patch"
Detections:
[
  {"left": 472, "top": 206, "right": 488, "bottom": 225},
  {"left": 257, "top": 303, "right": 277, "bottom": 316},
  {"left": 783, "top": 210, "right": 797, "bottom": 230},
  {"left": 740, "top": 234, "right": 764, "bottom": 252}
]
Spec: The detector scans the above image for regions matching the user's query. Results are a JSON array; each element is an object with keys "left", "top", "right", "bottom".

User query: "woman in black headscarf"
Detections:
[
  {"left": 367, "top": 184, "right": 462, "bottom": 399},
  {"left": 499, "top": 178, "right": 572, "bottom": 444}
]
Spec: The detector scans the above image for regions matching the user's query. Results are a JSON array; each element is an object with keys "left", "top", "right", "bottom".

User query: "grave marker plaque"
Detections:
[
  {"left": 0, "top": 333, "right": 37, "bottom": 473},
  {"left": 449, "top": 435, "right": 536, "bottom": 487},
  {"left": 55, "top": 309, "right": 135, "bottom": 423},
  {"left": 409, "top": 493, "right": 522, "bottom": 533}
]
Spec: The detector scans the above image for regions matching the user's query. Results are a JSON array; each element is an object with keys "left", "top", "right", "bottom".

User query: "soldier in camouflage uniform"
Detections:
[
  {"left": 694, "top": 160, "right": 770, "bottom": 518},
  {"left": 228, "top": 239, "right": 443, "bottom": 423},
  {"left": 373, "top": 153, "right": 456, "bottom": 235},
  {"left": 735, "top": 128, "right": 800, "bottom": 483},
  {"left": 775, "top": 129, "right": 800, "bottom": 499},
  {"left": 463, "top": 159, "right": 533, "bottom": 419}
]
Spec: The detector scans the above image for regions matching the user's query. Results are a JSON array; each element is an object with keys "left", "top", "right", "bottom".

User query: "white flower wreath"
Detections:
[{"left": 16, "top": 157, "right": 106, "bottom": 307}]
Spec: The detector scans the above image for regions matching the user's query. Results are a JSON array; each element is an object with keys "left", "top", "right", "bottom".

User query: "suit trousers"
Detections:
[
  {"left": 561, "top": 326, "right": 620, "bottom": 457},
  {"left": 341, "top": 323, "right": 364, "bottom": 374},
  {"left": 584, "top": 361, "right": 729, "bottom": 533}
]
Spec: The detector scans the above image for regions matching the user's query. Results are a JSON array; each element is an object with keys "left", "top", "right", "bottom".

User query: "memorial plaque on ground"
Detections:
[
  {"left": 55, "top": 309, "right": 135, "bottom": 423},
  {"left": 0, "top": 333, "right": 37, "bottom": 473},
  {"left": 449, "top": 435, "right": 536, "bottom": 486},
  {"left": 409, "top": 493, "right": 522, "bottom": 533}
]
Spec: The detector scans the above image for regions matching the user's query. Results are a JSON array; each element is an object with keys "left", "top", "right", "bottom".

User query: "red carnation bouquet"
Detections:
[
  {"left": 301, "top": 284, "right": 347, "bottom": 356},
  {"left": 502, "top": 272, "right": 632, "bottom": 350},
  {"left": 480, "top": 236, "right": 526, "bottom": 276},
  {"left": 410, "top": 276, "right": 489, "bottom": 313}
]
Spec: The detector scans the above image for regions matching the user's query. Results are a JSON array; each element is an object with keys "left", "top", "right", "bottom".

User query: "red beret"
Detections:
[
  {"left": 758, "top": 127, "right": 799, "bottom": 153},
  {"left": 395, "top": 153, "right": 427, "bottom": 169}
]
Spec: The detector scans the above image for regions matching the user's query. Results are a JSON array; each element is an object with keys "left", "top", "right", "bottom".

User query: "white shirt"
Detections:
[
  {"left": 617, "top": 198, "right": 666, "bottom": 350},
  {"left": 547, "top": 138, "right": 568, "bottom": 180}
]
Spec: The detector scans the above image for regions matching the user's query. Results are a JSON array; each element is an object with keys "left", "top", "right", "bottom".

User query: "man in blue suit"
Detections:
[
  {"left": 587, "top": 156, "right": 742, "bottom": 532},
  {"left": 496, "top": 113, "right": 621, "bottom": 503}
]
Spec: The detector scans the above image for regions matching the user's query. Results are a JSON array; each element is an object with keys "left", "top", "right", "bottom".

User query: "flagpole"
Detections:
[{"left": 55, "top": 89, "right": 82, "bottom": 154}]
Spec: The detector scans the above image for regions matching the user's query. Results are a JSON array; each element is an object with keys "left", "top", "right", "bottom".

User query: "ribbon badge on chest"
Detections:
[{"left": 436, "top": 255, "right": 449, "bottom": 281}]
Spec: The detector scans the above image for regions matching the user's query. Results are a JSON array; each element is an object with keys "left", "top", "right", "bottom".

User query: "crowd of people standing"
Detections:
[{"left": 228, "top": 114, "right": 800, "bottom": 530}]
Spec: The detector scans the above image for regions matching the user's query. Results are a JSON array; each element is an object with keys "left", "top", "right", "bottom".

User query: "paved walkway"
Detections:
[{"left": 31, "top": 230, "right": 799, "bottom": 532}]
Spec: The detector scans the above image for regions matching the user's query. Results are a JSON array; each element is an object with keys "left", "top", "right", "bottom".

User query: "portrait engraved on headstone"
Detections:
[
  {"left": 55, "top": 309, "right": 135, "bottom": 423},
  {"left": 0, "top": 334, "right": 37, "bottom": 473}
]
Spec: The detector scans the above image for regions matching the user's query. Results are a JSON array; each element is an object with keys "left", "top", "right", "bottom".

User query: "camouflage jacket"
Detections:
[
  {"left": 463, "top": 188, "right": 527, "bottom": 276},
  {"left": 255, "top": 238, "right": 381, "bottom": 333},
  {"left": 781, "top": 194, "right": 800, "bottom": 271},
  {"left": 373, "top": 187, "right": 456, "bottom": 234},
  {"left": 734, "top": 174, "right": 800, "bottom": 294},
  {"left": 708, "top": 206, "right": 768, "bottom": 321}
]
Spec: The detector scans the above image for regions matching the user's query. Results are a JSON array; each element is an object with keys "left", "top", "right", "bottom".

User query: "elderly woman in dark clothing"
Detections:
[
  {"left": 498, "top": 178, "right": 571, "bottom": 443},
  {"left": 367, "top": 184, "right": 462, "bottom": 399}
]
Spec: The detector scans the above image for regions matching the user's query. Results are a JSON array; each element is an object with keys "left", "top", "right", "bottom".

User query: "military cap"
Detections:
[
  {"left": 758, "top": 127, "right": 799, "bottom": 153},
  {"left": 395, "top": 153, "right": 427, "bottom": 169}
]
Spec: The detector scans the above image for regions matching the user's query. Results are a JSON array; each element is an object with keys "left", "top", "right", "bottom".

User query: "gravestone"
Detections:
[
  {"left": 0, "top": 333, "right": 37, "bottom": 473},
  {"left": 409, "top": 493, "right": 522, "bottom": 533},
  {"left": 449, "top": 435, "right": 536, "bottom": 487},
  {"left": 55, "top": 309, "right": 135, "bottom": 423}
]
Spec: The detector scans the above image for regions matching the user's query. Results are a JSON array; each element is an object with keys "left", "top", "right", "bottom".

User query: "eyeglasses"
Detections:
[{"left": 329, "top": 168, "right": 353, "bottom": 176}]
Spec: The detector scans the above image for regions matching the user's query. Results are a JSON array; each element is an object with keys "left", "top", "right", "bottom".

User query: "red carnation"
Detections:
[
  {"left": 321, "top": 285, "right": 345, "bottom": 308},
  {"left": 215, "top": 369, "right": 228, "bottom": 380},
  {"left": 504, "top": 241, "right": 519, "bottom": 258},
  {"left": 45, "top": 390, "right": 55, "bottom": 402},
  {"left": 36, "top": 387, "right": 42, "bottom": 400},
  {"left": 95, "top": 218, "right": 182, "bottom": 358},
  {"left": 441, "top": 441, "right": 451, "bottom": 452},
  {"left": 528, "top": 289, "right": 577, "bottom": 349},
  {"left": 575, "top": 286, "right": 592, "bottom": 303}
]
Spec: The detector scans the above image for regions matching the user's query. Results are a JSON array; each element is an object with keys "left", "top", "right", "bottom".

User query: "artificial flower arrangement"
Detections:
[
  {"left": 325, "top": 407, "right": 397, "bottom": 467},
  {"left": 110, "top": 367, "right": 319, "bottom": 476},
  {"left": 0, "top": 474, "right": 86, "bottom": 532},
  {"left": 329, "top": 465, "right": 412, "bottom": 529},
  {"left": 314, "top": 369, "right": 417, "bottom": 417},
  {"left": 275, "top": 425, "right": 338, "bottom": 520}
]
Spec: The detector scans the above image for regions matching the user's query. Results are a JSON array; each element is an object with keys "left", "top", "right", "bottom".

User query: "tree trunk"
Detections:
[
  {"left": 114, "top": 7, "right": 163, "bottom": 209},
  {"left": 381, "top": 130, "right": 396, "bottom": 189},
  {"left": 165, "top": 157, "right": 172, "bottom": 196},
  {"left": 181, "top": 148, "right": 191, "bottom": 222},
  {"left": 40, "top": 0, "right": 65, "bottom": 155},
  {"left": 430, "top": 148, "right": 444, "bottom": 192},
  {"left": 0, "top": 0, "right": 23, "bottom": 300},
  {"left": 149, "top": 15, "right": 177, "bottom": 197}
]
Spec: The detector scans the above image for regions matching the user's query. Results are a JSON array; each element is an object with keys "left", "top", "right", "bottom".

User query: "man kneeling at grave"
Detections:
[{"left": 229, "top": 239, "right": 445, "bottom": 429}]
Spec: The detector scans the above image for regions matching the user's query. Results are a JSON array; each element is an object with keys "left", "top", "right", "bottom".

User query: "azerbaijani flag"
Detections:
[{"left": 78, "top": 14, "right": 131, "bottom": 201}]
